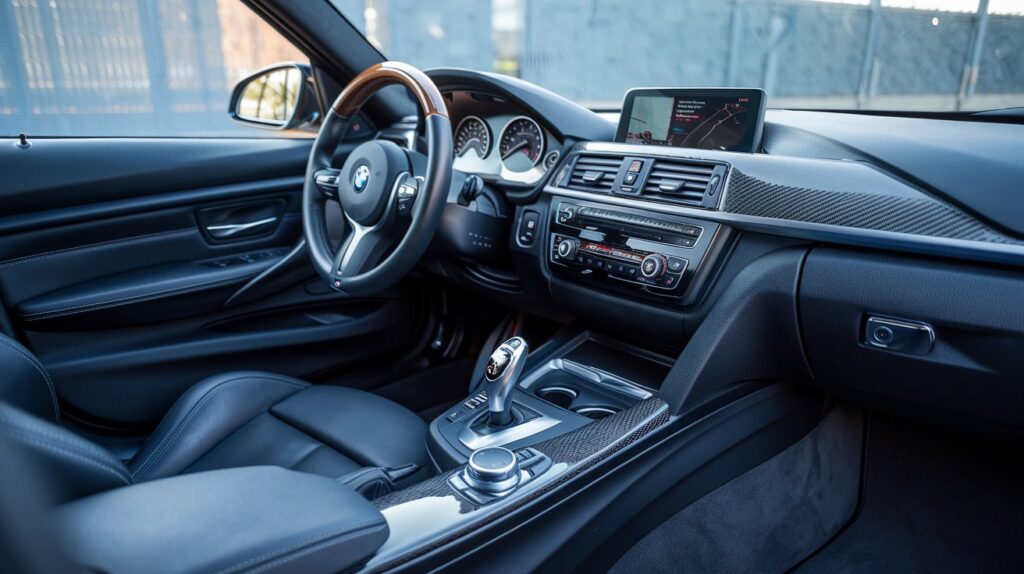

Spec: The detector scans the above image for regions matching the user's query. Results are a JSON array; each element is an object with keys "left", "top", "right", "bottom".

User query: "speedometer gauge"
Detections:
[
  {"left": 454, "top": 116, "right": 491, "bottom": 158},
  {"left": 498, "top": 116, "right": 545, "bottom": 173}
]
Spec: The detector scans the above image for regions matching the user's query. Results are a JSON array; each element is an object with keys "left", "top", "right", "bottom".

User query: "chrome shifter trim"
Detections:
[
  {"left": 484, "top": 336, "right": 529, "bottom": 422},
  {"left": 457, "top": 414, "right": 560, "bottom": 450}
]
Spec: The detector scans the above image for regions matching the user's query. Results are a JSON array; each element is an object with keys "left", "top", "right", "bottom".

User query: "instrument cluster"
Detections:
[{"left": 447, "top": 91, "right": 561, "bottom": 186}]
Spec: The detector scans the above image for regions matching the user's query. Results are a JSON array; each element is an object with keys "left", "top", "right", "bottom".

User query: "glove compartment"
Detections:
[{"left": 799, "top": 247, "right": 1024, "bottom": 430}]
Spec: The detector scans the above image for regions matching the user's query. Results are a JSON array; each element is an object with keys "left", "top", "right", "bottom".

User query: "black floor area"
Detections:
[
  {"left": 366, "top": 358, "right": 474, "bottom": 421},
  {"left": 797, "top": 414, "right": 1024, "bottom": 573}
]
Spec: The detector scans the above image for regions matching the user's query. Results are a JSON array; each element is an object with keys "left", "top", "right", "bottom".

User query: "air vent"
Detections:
[
  {"left": 642, "top": 159, "right": 717, "bottom": 206},
  {"left": 566, "top": 154, "right": 622, "bottom": 193}
]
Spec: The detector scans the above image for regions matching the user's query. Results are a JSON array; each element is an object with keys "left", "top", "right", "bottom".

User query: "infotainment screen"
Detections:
[{"left": 615, "top": 88, "right": 766, "bottom": 153}]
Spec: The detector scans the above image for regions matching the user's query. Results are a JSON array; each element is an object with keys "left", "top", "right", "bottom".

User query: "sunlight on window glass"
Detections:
[{"left": 0, "top": 0, "right": 309, "bottom": 136}]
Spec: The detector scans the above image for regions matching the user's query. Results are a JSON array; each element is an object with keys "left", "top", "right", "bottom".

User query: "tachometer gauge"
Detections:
[
  {"left": 498, "top": 116, "right": 545, "bottom": 173},
  {"left": 454, "top": 116, "right": 491, "bottom": 158}
]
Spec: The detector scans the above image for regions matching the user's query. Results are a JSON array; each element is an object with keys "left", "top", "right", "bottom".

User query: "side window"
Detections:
[{"left": 0, "top": 0, "right": 311, "bottom": 137}]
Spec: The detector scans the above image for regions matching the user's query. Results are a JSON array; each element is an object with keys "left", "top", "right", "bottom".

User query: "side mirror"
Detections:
[{"left": 228, "top": 63, "right": 319, "bottom": 130}]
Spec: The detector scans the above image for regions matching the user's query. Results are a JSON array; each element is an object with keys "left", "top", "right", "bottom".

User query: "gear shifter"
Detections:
[{"left": 483, "top": 336, "right": 529, "bottom": 427}]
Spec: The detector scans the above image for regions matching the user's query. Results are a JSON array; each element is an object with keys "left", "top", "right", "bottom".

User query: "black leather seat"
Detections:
[{"left": 0, "top": 334, "right": 432, "bottom": 503}]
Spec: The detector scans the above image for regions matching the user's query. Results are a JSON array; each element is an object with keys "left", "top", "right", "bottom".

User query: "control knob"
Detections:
[
  {"left": 557, "top": 206, "right": 576, "bottom": 223},
  {"left": 556, "top": 237, "right": 578, "bottom": 260},
  {"left": 640, "top": 254, "right": 667, "bottom": 278},
  {"left": 463, "top": 447, "right": 521, "bottom": 493}
]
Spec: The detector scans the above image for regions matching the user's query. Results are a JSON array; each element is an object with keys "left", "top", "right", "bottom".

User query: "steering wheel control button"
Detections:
[
  {"left": 640, "top": 254, "right": 667, "bottom": 278},
  {"left": 464, "top": 447, "right": 520, "bottom": 493},
  {"left": 314, "top": 169, "right": 341, "bottom": 198},
  {"left": 397, "top": 176, "right": 419, "bottom": 216}
]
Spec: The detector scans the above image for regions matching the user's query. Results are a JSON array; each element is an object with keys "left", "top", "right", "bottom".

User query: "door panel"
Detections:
[{"left": 0, "top": 137, "right": 419, "bottom": 426}]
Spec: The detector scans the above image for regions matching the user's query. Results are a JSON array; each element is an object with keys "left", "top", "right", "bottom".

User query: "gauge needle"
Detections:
[
  {"left": 457, "top": 138, "right": 481, "bottom": 157},
  {"left": 501, "top": 139, "right": 529, "bottom": 160}
]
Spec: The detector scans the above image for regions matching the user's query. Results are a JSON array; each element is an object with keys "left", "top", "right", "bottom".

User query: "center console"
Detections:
[{"left": 428, "top": 333, "right": 671, "bottom": 469}]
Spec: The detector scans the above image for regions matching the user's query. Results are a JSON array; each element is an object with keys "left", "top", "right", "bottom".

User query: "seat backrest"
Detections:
[
  {"left": 0, "top": 334, "right": 132, "bottom": 503},
  {"left": 0, "top": 334, "right": 60, "bottom": 424}
]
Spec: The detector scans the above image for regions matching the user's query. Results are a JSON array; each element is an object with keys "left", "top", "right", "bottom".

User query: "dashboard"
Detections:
[
  {"left": 424, "top": 70, "right": 1024, "bottom": 306},
  {"left": 420, "top": 68, "right": 1024, "bottom": 435},
  {"left": 445, "top": 90, "right": 563, "bottom": 186}
]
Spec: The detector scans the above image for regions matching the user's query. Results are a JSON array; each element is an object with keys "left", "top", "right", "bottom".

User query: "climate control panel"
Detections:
[{"left": 547, "top": 199, "right": 721, "bottom": 301}]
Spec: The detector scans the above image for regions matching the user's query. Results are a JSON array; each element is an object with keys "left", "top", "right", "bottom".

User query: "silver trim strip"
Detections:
[
  {"left": 545, "top": 186, "right": 1024, "bottom": 268},
  {"left": 457, "top": 415, "right": 561, "bottom": 450},
  {"left": 206, "top": 217, "right": 278, "bottom": 237}
]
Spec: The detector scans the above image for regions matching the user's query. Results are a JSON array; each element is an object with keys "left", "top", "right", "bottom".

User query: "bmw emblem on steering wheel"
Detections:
[{"left": 352, "top": 164, "right": 371, "bottom": 192}]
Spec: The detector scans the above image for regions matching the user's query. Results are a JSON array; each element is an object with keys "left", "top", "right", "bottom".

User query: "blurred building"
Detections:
[
  {"left": 0, "top": 0, "right": 303, "bottom": 136},
  {"left": 0, "top": 0, "right": 1021, "bottom": 137}
]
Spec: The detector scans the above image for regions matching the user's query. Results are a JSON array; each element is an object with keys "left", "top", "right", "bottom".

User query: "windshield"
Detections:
[{"left": 334, "top": 0, "right": 1024, "bottom": 113}]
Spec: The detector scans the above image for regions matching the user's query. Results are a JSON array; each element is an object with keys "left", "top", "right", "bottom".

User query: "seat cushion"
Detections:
[
  {"left": 271, "top": 384, "right": 432, "bottom": 471},
  {"left": 130, "top": 371, "right": 432, "bottom": 483}
]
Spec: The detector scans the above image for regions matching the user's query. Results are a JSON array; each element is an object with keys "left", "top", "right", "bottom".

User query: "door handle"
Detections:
[{"left": 206, "top": 217, "right": 278, "bottom": 239}]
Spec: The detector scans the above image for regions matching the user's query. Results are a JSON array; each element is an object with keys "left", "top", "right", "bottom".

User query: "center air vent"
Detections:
[
  {"left": 642, "top": 159, "right": 718, "bottom": 206},
  {"left": 566, "top": 154, "right": 622, "bottom": 193}
]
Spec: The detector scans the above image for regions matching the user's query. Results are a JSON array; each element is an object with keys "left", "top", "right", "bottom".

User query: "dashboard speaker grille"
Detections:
[{"left": 567, "top": 154, "right": 622, "bottom": 193}]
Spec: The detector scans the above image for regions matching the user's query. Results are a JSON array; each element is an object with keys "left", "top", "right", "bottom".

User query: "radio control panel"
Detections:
[{"left": 547, "top": 199, "right": 721, "bottom": 301}]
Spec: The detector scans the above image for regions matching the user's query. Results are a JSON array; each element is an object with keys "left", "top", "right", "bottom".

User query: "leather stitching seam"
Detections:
[
  {"left": 0, "top": 423, "right": 131, "bottom": 484},
  {"left": 0, "top": 227, "right": 196, "bottom": 270},
  {"left": 0, "top": 339, "right": 60, "bottom": 424},
  {"left": 131, "top": 375, "right": 307, "bottom": 479}
]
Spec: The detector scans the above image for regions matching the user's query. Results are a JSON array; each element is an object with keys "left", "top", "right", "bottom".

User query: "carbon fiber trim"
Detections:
[
  {"left": 724, "top": 170, "right": 1024, "bottom": 244},
  {"left": 366, "top": 398, "right": 668, "bottom": 571},
  {"left": 374, "top": 397, "right": 669, "bottom": 510}
]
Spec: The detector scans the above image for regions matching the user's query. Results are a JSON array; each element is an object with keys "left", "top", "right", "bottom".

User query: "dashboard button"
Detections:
[
  {"left": 623, "top": 172, "right": 638, "bottom": 185},
  {"left": 667, "top": 257, "right": 688, "bottom": 273},
  {"left": 518, "top": 210, "right": 540, "bottom": 246}
]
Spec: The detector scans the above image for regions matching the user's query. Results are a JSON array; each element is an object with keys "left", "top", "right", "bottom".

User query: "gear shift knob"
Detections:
[{"left": 484, "top": 336, "right": 528, "bottom": 427}]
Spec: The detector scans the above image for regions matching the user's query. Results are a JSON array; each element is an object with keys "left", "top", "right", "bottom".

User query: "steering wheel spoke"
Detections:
[{"left": 332, "top": 222, "right": 395, "bottom": 283}]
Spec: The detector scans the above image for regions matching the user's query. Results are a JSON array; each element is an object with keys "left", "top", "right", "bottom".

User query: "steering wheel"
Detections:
[{"left": 303, "top": 61, "right": 452, "bottom": 296}]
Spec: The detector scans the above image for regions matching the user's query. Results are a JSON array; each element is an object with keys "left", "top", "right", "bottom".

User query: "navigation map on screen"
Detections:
[{"left": 621, "top": 91, "right": 762, "bottom": 152}]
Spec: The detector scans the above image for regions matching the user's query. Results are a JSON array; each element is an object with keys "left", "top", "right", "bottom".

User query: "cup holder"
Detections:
[
  {"left": 536, "top": 386, "right": 578, "bottom": 410},
  {"left": 572, "top": 406, "right": 620, "bottom": 420}
]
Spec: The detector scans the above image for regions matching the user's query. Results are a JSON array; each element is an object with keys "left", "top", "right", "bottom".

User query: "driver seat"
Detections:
[{"left": 0, "top": 334, "right": 432, "bottom": 503}]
